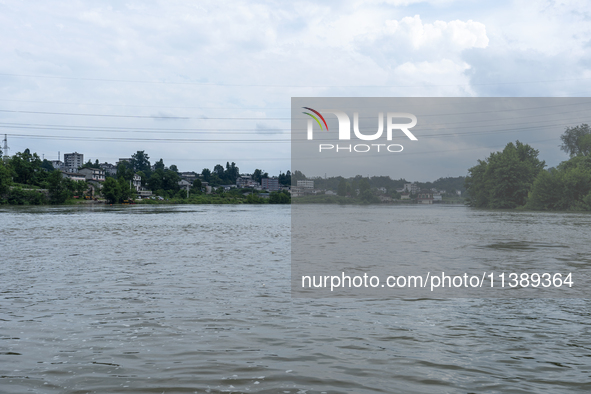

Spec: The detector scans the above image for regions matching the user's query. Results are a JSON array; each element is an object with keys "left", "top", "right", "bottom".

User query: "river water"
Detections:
[{"left": 0, "top": 204, "right": 590, "bottom": 393}]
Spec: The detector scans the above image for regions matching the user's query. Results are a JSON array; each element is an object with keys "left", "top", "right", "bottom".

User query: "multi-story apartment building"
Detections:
[
  {"left": 63, "top": 152, "right": 84, "bottom": 170},
  {"left": 262, "top": 178, "right": 280, "bottom": 191}
]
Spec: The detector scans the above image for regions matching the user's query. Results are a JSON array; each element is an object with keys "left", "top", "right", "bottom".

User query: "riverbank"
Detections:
[
  {"left": 293, "top": 194, "right": 466, "bottom": 205},
  {"left": 1, "top": 191, "right": 292, "bottom": 206}
]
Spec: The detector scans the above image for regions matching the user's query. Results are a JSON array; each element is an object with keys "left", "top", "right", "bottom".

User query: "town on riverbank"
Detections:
[
  {"left": 0, "top": 144, "right": 466, "bottom": 206},
  {"left": 2, "top": 122, "right": 590, "bottom": 209}
]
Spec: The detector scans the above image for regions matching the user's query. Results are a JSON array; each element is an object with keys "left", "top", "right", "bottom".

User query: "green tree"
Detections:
[
  {"left": 147, "top": 169, "right": 164, "bottom": 191},
  {"left": 278, "top": 170, "right": 291, "bottom": 186},
  {"left": 73, "top": 180, "right": 88, "bottom": 197},
  {"left": 118, "top": 177, "right": 134, "bottom": 201},
  {"left": 464, "top": 160, "right": 488, "bottom": 207},
  {"left": 225, "top": 162, "right": 239, "bottom": 183},
  {"left": 526, "top": 156, "right": 591, "bottom": 211},
  {"left": 169, "top": 164, "right": 179, "bottom": 173},
  {"left": 252, "top": 169, "right": 268, "bottom": 184},
  {"left": 213, "top": 164, "right": 225, "bottom": 179},
  {"left": 162, "top": 169, "right": 180, "bottom": 191},
  {"left": 0, "top": 161, "right": 13, "bottom": 196},
  {"left": 525, "top": 170, "right": 563, "bottom": 210},
  {"left": 154, "top": 158, "right": 165, "bottom": 171},
  {"left": 209, "top": 173, "right": 222, "bottom": 186},
  {"left": 116, "top": 161, "right": 134, "bottom": 181},
  {"left": 246, "top": 193, "right": 265, "bottom": 204},
  {"left": 41, "top": 159, "right": 55, "bottom": 172},
  {"left": 81, "top": 159, "right": 100, "bottom": 169},
  {"left": 131, "top": 151, "right": 151, "bottom": 174},
  {"left": 337, "top": 179, "right": 347, "bottom": 196},
  {"left": 102, "top": 177, "right": 120, "bottom": 203},
  {"left": 269, "top": 190, "right": 290, "bottom": 204},
  {"left": 201, "top": 168, "right": 211, "bottom": 182},
  {"left": 560, "top": 124, "right": 591, "bottom": 157},
  {"left": 9, "top": 149, "right": 45, "bottom": 185},
  {"left": 466, "top": 141, "right": 545, "bottom": 208},
  {"left": 358, "top": 178, "right": 370, "bottom": 193},
  {"left": 146, "top": 169, "right": 180, "bottom": 192},
  {"left": 47, "top": 170, "right": 71, "bottom": 204},
  {"left": 579, "top": 134, "right": 591, "bottom": 157},
  {"left": 291, "top": 170, "right": 306, "bottom": 184},
  {"left": 191, "top": 179, "right": 203, "bottom": 194}
]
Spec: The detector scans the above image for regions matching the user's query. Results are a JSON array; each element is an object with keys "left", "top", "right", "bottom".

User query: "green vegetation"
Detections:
[
  {"left": 0, "top": 149, "right": 81, "bottom": 205},
  {"left": 295, "top": 194, "right": 373, "bottom": 204},
  {"left": 308, "top": 174, "right": 465, "bottom": 197},
  {"left": 137, "top": 189, "right": 291, "bottom": 205},
  {"left": 560, "top": 124, "right": 591, "bottom": 157},
  {"left": 525, "top": 156, "right": 591, "bottom": 210},
  {"left": 102, "top": 177, "right": 135, "bottom": 204},
  {"left": 465, "top": 141, "right": 545, "bottom": 209},
  {"left": 201, "top": 162, "right": 240, "bottom": 186},
  {"left": 466, "top": 125, "right": 591, "bottom": 211}
]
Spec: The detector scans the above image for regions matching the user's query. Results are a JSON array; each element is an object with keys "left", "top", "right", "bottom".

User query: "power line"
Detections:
[
  {"left": 2, "top": 72, "right": 591, "bottom": 87},
  {"left": 0, "top": 123, "right": 289, "bottom": 135},
  {"left": 5, "top": 119, "right": 579, "bottom": 143},
  {"left": 1, "top": 100, "right": 590, "bottom": 122},
  {"left": 7, "top": 134, "right": 290, "bottom": 143},
  {"left": 1, "top": 112, "right": 588, "bottom": 138},
  {"left": 0, "top": 98, "right": 589, "bottom": 114},
  {"left": 0, "top": 109, "right": 288, "bottom": 120},
  {"left": 0, "top": 98, "right": 289, "bottom": 110}
]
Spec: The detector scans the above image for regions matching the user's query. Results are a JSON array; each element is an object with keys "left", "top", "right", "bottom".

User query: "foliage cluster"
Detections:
[
  {"left": 0, "top": 151, "right": 87, "bottom": 205},
  {"left": 465, "top": 141, "right": 545, "bottom": 209},
  {"left": 466, "top": 128, "right": 591, "bottom": 211}
]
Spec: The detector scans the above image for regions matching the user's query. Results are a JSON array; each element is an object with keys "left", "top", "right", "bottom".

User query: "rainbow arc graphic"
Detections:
[{"left": 302, "top": 107, "right": 328, "bottom": 131}]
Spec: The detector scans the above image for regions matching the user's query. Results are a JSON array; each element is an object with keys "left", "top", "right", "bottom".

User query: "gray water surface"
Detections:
[{"left": 1, "top": 205, "right": 590, "bottom": 393}]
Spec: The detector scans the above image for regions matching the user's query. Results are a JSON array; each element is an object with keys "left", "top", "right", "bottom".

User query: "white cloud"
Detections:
[
  {"left": 0, "top": 0, "right": 588, "bottom": 178},
  {"left": 382, "top": 16, "right": 488, "bottom": 51}
]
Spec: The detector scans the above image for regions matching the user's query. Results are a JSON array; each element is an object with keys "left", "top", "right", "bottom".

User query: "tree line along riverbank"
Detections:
[{"left": 465, "top": 124, "right": 591, "bottom": 211}]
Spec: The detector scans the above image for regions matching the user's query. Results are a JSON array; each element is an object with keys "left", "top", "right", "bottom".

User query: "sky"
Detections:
[
  {"left": 0, "top": 0, "right": 590, "bottom": 180},
  {"left": 292, "top": 97, "right": 591, "bottom": 180}
]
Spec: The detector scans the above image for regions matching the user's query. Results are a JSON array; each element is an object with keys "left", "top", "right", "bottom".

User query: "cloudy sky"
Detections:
[{"left": 1, "top": 0, "right": 590, "bottom": 180}]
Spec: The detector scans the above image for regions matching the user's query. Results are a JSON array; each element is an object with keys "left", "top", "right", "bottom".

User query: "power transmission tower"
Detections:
[{"left": 2, "top": 134, "right": 9, "bottom": 162}]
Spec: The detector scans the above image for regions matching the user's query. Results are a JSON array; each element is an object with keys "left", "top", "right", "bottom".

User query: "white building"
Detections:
[
  {"left": 99, "top": 162, "right": 117, "bottom": 176},
  {"left": 79, "top": 167, "right": 106, "bottom": 182},
  {"left": 61, "top": 171, "right": 86, "bottom": 182},
  {"left": 133, "top": 174, "right": 142, "bottom": 192},
  {"left": 297, "top": 180, "right": 314, "bottom": 189},
  {"left": 403, "top": 183, "right": 420, "bottom": 194}
]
